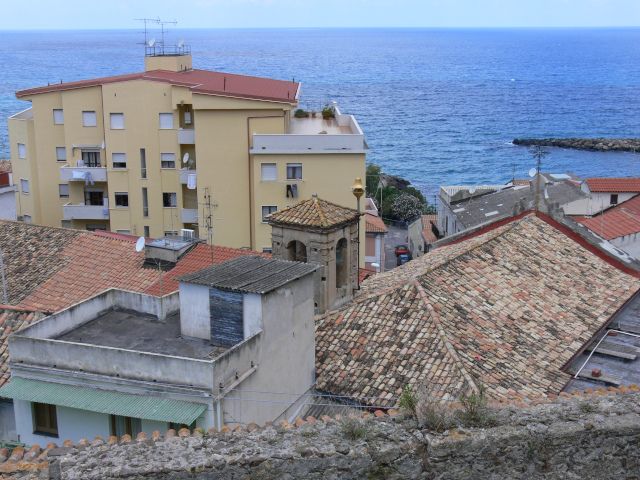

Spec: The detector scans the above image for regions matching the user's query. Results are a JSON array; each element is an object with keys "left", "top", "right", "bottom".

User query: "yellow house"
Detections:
[{"left": 8, "top": 49, "right": 368, "bottom": 253}]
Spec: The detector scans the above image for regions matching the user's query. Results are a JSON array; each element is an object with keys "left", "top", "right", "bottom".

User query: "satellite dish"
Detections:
[
  {"left": 529, "top": 168, "right": 537, "bottom": 178},
  {"left": 135, "top": 236, "right": 145, "bottom": 252},
  {"left": 148, "top": 37, "right": 156, "bottom": 47},
  {"left": 178, "top": 39, "right": 184, "bottom": 48},
  {"left": 183, "top": 152, "right": 189, "bottom": 164},
  {"left": 469, "top": 186, "right": 476, "bottom": 194}
]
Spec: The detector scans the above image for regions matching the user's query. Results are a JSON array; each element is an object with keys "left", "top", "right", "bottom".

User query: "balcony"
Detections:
[
  {"left": 178, "top": 128, "right": 195, "bottom": 145},
  {"left": 179, "top": 168, "right": 197, "bottom": 186},
  {"left": 63, "top": 202, "right": 110, "bottom": 220},
  {"left": 181, "top": 208, "right": 198, "bottom": 223},
  {"left": 60, "top": 165, "right": 108, "bottom": 183}
]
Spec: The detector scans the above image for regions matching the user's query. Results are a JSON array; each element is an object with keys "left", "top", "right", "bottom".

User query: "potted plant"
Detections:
[
  {"left": 311, "top": 110, "right": 317, "bottom": 118},
  {"left": 321, "top": 107, "right": 333, "bottom": 119},
  {"left": 294, "top": 108, "right": 306, "bottom": 118}
]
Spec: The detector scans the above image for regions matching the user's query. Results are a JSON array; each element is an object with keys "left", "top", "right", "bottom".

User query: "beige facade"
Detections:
[{"left": 8, "top": 53, "right": 368, "bottom": 257}]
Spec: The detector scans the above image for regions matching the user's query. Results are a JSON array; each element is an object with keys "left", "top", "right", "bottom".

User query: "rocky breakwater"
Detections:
[{"left": 513, "top": 137, "right": 640, "bottom": 152}]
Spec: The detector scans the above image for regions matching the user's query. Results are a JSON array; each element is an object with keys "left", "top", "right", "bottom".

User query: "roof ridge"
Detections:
[
  {"left": 313, "top": 197, "right": 329, "bottom": 228},
  {"left": 412, "top": 279, "right": 478, "bottom": 393}
]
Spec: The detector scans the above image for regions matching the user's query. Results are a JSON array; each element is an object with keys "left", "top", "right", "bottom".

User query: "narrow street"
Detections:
[{"left": 383, "top": 224, "right": 409, "bottom": 272}]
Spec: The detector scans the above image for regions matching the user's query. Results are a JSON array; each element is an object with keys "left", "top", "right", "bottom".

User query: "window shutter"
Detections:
[
  {"left": 59, "top": 184, "right": 69, "bottom": 197},
  {"left": 56, "top": 147, "right": 66, "bottom": 161},
  {"left": 159, "top": 113, "right": 174, "bottom": 129},
  {"left": 110, "top": 113, "right": 124, "bottom": 129},
  {"left": 82, "top": 111, "right": 97, "bottom": 127},
  {"left": 53, "top": 109, "right": 64, "bottom": 124},
  {"left": 261, "top": 163, "right": 277, "bottom": 181},
  {"left": 112, "top": 153, "right": 127, "bottom": 167},
  {"left": 18, "top": 144, "right": 26, "bottom": 158}
]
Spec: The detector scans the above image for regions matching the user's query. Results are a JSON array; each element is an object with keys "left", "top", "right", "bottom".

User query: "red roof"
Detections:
[
  {"left": 586, "top": 177, "right": 640, "bottom": 193},
  {"left": 17, "top": 69, "right": 300, "bottom": 104},
  {"left": 421, "top": 215, "right": 438, "bottom": 244},
  {"left": 143, "top": 244, "right": 271, "bottom": 296},
  {"left": 365, "top": 214, "right": 387, "bottom": 234},
  {"left": 574, "top": 194, "right": 640, "bottom": 240}
]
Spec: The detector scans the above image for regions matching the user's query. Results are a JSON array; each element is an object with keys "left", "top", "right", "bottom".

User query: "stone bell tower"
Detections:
[{"left": 267, "top": 195, "right": 361, "bottom": 314}]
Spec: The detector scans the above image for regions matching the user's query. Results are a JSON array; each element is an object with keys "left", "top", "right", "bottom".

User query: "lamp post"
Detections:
[{"left": 351, "top": 178, "right": 365, "bottom": 292}]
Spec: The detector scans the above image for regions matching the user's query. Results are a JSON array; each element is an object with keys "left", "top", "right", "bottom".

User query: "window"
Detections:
[
  {"left": 140, "top": 149, "right": 147, "bottom": 179},
  {"left": 143, "top": 226, "right": 150, "bottom": 237},
  {"left": 116, "top": 230, "right": 131, "bottom": 234},
  {"left": 159, "top": 113, "right": 174, "bottom": 129},
  {"left": 142, "top": 187, "right": 149, "bottom": 217},
  {"left": 56, "top": 147, "right": 66, "bottom": 162},
  {"left": 81, "top": 150, "right": 100, "bottom": 167},
  {"left": 86, "top": 223, "right": 107, "bottom": 232},
  {"left": 286, "top": 163, "right": 302, "bottom": 180},
  {"left": 18, "top": 143, "right": 26, "bottom": 159},
  {"left": 262, "top": 247, "right": 273, "bottom": 253},
  {"left": 611, "top": 194, "right": 619, "bottom": 205},
  {"left": 33, "top": 402, "right": 58, "bottom": 436},
  {"left": 53, "top": 109, "right": 64, "bottom": 125},
  {"left": 82, "top": 111, "right": 97, "bottom": 127},
  {"left": 111, "top": 415, "right": 141, "bottom": 439},
  {"left": 61, "top": 220, "right": 72, "bottom": 228},
  {"left": 164, "top": 230, "right": 179, "bottom": 236},
  {"left": 23, "top": 215, "right": 32, "bottom": 223},
  {"left": 59, "top": 184, "right": 69, "bottom": 198},
  {"left": 21, "top": 179, "right": 29, "bottom": 194},
  {"left": 161, "top": 153, "right": 176, "bottom": 169},
  {"left": 110, "top": 113, "right": 124, "bottom": 129},
  {"left": 112, "top": 153, "right": 127, "bottom": 169},
  {"left": 262, "top": 205, "right": 277, "bottom": 222},
  {"left": 163, "top": 192, "right": 177, "bottom": 208},
  {"left": 115, "top": 192, "right": 129, "bottom": 207},
  {"left": 261, "top": 163, "right": 277, "bottom": 181},
  {"left": 84, "top": 188, "right": 104, "bottom": 206}
]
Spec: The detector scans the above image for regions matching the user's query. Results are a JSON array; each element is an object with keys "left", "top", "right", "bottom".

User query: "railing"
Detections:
[
  {"left": 63, "top": 202, "right": 110, "bottom": 220},
  {"left": 181, "top": 208, "right": 198, "bottom": 223},
  {"left": 179, "top": 168, "right": 197, "bottom": 185},
  {"left": 145, "top": 45, "right": 191, "bottom": 57},
  {"left": 178, "top": 129, "right": 195, "bottom": 144},
  {"left": 60, "top": 165, "right": 108, "bottom": 183}
]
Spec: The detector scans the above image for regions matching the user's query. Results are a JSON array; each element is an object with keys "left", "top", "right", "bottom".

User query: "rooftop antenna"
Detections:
[
  {"left": 135, "top": 18, "right": 160, "bottom": 46},
  {"left": 529, "top": 145, "right": 549, "bottom": 213},
  {"left": 160, "top": 19, "right": 177, "bottom": 45}
]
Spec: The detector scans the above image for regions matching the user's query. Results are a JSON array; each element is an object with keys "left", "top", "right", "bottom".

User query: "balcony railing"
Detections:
[
  {"left": 178, "top": 129, "right": 195, "bottom": 145},
  {"left": 60, "top": 165, "right": 108, "bottom": 183},
  {"left": 63, "top": 202, "right": 110, "bottom": 220},
  {"left": 181, "top": 208, "right": 198, "bottom": 223},
  {"left": 180, "top": 168, "right": 197, "bottom": 185}
]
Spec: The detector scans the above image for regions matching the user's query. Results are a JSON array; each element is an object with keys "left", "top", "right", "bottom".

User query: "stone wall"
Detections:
[
  {"left": 513, "top": 137, "right": 640, "bottom": 152},
  {"left": 4, "top": 387, "right": 640, "bottom": 479}
]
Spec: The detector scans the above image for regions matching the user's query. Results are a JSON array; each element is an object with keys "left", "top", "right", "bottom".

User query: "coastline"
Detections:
[{"left": 513, "top": 138, "right": 640, "bottom": 153}]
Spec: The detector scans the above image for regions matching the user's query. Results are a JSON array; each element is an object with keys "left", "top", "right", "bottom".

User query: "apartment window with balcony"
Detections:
[
  {"left": 140, "top": 149, "right": 147, "bottom": 178},
  {"left": 142, "top": 187, "right": 149, "bottom": 217},
  {"left": 261, "top": 163, "right": 277, "bottom": 181},
  {"left": 53, "top": 109, "right": 64, "bottom": 125},
  {"left": 18, "top": 143, "right": 26, "bottom": 159},
  {"left": 112, "top": 153, "right": 127, "bottom": 169},
  {"left": 56, "top": 147, "right": 66, "bottom": 162},
  {"left": 86, "top": 224, "right": 107, "bottom": 231},
  {"left": 164, "top": 230, "right": 179, "bottom": 236},
  {"left": 159, "top": 113, "right": 174, "bottom": 129},
  {"left": 163, "top": 192, "right": 177, "bottom": 208},
  {"left": 84, "top": 188, "right": 104, "bottom": 206},
  {"left": 286, "top": 163, "right": 302, "bottom": 180},
  {"left": 143, "top": 226, "right": 150, "bottom": 237},
  {"left": 115, "top": 192, "right": 129, "bottom": 207},
  {"left": 110, "top": 113, "right": 124, "bottom": 129},
  {"left": 61, "top": 220, "right": 72, "bottom": 228},
  {"left": 116, "top": 230, "right": 131, "bottom": 235},
  {"left": 82, "top": 111, "right": 97, "bottom": 127},
  {"left": 23, "top": 215, "right": 32, "bottom": 223},
  {"left": 161, "top": 153, "right": 176, "bottom": 169},
  {"left": 262, "top": 205, "right": 277, "bottom": 222},
  {"left": 33, "top": 403, "right": 58, "bottom": 436},
  {"left": 82, "top": 150, "right": 101, "bottom": 167},
  {"left": 21, "top": 179, "right": 29, "bottom": 194},
  {"left": 59, "top": 184, "right": 69, "bottom": 198}
]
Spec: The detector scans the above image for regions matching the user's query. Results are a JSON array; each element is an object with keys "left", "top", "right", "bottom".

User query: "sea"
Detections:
[{"left": 1, "top": 27, "right": 639, "bottom": 201}]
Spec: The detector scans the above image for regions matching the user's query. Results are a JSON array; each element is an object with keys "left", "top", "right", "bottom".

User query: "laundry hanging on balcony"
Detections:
[
  {"left": 72, "top": 170, "right": 85, "bottom": 179},
  {"left": 286, "top": 184, "right": 298, "bottom": 198},
  {"left": 85, "top": 172, "right": 94, "bottom": 186},
  {"left": 187, "top": 173, "right": 197, "bottom": 190}
]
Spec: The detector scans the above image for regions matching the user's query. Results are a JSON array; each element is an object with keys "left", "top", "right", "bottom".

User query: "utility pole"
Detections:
[{"left": 530, "top": 145, "right": 549, "bottom": 212}]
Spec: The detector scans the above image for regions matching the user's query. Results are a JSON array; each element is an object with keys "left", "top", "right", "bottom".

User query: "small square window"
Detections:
[
  {"left": 286, "top": 163, "right": 302, "bottom": 180},
  {"left": 115, "top": 192, "right": 129, "bottom": 207},
  {"left": 262, "top": 205, "right": 277, "bottom": 222},
  {"left": 61, "top": 220, "right": 72, "bottom": 228},
  {"left": 112, "top": 153, "right": 127, "bottom": 169},
  {"left": 33, "top": 402, "right": 58, "bottom": 436},
  {"left": 56, "top": 147, "right": 66, "bottom": 161},
  {"left": 53, "top": 109, "right": 64, "bottom": 125},
  {"left": 143, "top": 226, "right": 150, "bottom": 237},
  {"left": 23, "top": 215, "right": 32, "bottom": 223},
  {"left": 262, "top": 247, "right": 273, "bottom": 253},
  {"left": 116, "top": 229, "right": 131, "bottom": 234},
  {"left": 611, "top": 194, "right": 619, "bottom": 205},
  {"left": 82, "top": 111, "right": 97, "bottom": 127},
  {"left": 161, "top": 153, "right": 175, "bottom": 169},
  {"left": 18, "top": 143, "right": 26, "bottom": 159},
  {"left": 21, "top": 179, "right": 29, "bottom": 194},
  {"left": 163, "top": 192, "right": 177, "bottom": 208},
  {"left": 110, "top": 113, "right": 124, "bottom": 129},
  {"left": 261, "top": 163, "right": 277, "bottom": 181},
  {"left": 59, "top": 184, "right": 69, "bottom": 198},
  {"left": 164, "top": 230, "right": 179, "bottom": 236},
  {"left": 159, "top": 113, "right": 174, "bottom": 129}
]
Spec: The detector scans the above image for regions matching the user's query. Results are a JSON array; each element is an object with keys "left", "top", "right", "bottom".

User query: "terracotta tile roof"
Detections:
[
  {"left": 0, "top": 306, "right": 45, "bottom": 390},
  {"left": 143, "top": 244, "right": 271, "bottom": 296},
  {"left": 315, "top": 214, "right": 640, "bottom": 407},
  {"left": 358, "top": 268, "right": 376, "bottom": 284},
  {"left": 574, "top": 195, "right": 640, "bottom": 240},
  {"left": 586, "top": 177, "right": 640, "bottom": 193},
  {"left": 421, "top": 214, "right": 438, "bottom": 244},
  {"left": 0, "top": 160, "right": 10, "bottom": 174},
  {"left": 513, "top": 179, "right": 530, "bottom": 186},
  {"left": 266, "top": 196, "right": 361, "bottom": 230},
  {"left": 365, "top": 214, "right": 387, "bottom": 233},
  {"left": 17, "top": 69, "right": 300, "bottom": 104}
]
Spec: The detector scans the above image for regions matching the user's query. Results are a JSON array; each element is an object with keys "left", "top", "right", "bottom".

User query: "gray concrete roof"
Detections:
[{"left": 175, "top": 256, "right": 318, "bottom": 294}]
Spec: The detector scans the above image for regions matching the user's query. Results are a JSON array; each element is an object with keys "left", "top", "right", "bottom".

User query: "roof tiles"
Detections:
[
  {"left": 421, "top": 214, "right": 438, "bottom": 244},
  {"left": 267, "top": 196, "right": 361, "bottom": 230},
  {"left": 574, "top": 194, "right": 640, "bottom": 240},
  {"left": 0, "top": 307, "right": 45, "bottom": 389},
  {"left": 586, "top": 177, "right": 640, "bottom": 193},
  {"left": 365, "top": 214, "right": 387, "bottom": 234}
]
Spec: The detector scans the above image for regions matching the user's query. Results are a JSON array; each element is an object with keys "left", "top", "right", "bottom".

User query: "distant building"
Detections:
[
  {"left": 407, "top": 214, "right": 438, "bottom": 258},
  {"left": 0, "top": 169, "right": 17, "bottom": 221},
  {"left": 364, "top": 213, "right": 387, "bottom": 272}
]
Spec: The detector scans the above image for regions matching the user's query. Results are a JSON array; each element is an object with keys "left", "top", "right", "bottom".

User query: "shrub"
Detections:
[
  {"left": 341, "top": 417, "right": 370, "bottom": 441},
  {"left": 456, "top": 385, "right": 495, "bottom": 427},
  {"left": 399, "top": 385, "right": 419, "bottom": 418},
  {"left": 294, "top": 108, "right": 306, "bottom": 118},
  {"left": 321, "top": 107, "right": 334, "bottom": 118},
  {"left": 391, "top": 193, "right": 424, "bottom": 222}
]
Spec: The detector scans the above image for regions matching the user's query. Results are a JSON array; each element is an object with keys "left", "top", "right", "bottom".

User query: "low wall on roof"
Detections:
[{"left": 12, "top": 387, "right": 634, "bottom": 480}]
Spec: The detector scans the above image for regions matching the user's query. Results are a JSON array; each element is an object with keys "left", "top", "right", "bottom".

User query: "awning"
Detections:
[{"left": 0, "top": 378, "right": 207, "bottom": 425}]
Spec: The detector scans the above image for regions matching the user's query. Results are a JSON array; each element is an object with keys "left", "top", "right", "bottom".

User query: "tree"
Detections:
[
  {"left": 365, "top": 162, "right": 382, "bottom": 198},
  {"left": 392, "top": 193, "right": 424, "bottom": 222},
  {"left": 379, "top": 185, "right": 399, "bottom": 220}
]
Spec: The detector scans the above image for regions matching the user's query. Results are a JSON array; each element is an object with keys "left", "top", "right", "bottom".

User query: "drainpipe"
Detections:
[{"left": 247, "top": 113, "right": 287, "bottom": 250}]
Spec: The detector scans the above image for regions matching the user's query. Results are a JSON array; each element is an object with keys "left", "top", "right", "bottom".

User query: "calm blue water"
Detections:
[{"left": 1, "top": 28, "right": 639, "bottom": 200}]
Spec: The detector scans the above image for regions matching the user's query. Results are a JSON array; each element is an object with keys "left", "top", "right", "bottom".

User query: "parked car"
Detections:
[
  {"left": 397, "top": 253, "right": 410, "bottom": 266},
  {"left": 395, "top": 244, "right": 409, "bottom": 257}
]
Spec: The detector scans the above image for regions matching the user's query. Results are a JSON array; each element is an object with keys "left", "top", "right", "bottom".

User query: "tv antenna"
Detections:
[
  {"left": 159, "top": 19, "right": 177, "bottom": 45},
  {"left": 135, "top": 18, "right": 160, "bottom": 46}
]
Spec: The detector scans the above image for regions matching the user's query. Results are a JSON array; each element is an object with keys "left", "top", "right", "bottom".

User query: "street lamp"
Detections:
[{"left": 351, "top": 177, "right": 365, "bottom": 292}]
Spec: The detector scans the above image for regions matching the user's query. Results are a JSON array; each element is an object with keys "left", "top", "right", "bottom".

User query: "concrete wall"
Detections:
[
  {"left": 612, "top": 232, "right": 640, "bottom": 260},
  {"left": 407, "top": 216, "right": 423, "bottom": 258},
  {"left": 178, "top": 282, "right": 210, "bottom": 340},
  {"left": 0, "top": 187, "right": 17, "bottom": 220}
]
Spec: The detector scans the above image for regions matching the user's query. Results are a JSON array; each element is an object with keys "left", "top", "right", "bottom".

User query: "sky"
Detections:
[{"left": 1, "top": 0, "right": 639, "bottom": 30}]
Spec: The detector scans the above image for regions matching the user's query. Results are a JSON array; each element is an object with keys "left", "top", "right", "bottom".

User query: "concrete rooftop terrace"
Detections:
[
  {"left": 287, "top": 117, "right": 353, "bottom": 135},
  {"left": 55, "top": 309, "right": 227, "bottom": 360}
]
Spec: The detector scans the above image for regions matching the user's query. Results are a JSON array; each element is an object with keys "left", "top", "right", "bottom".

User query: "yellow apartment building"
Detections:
[{"left": 8, "top": 48, "right": 368, "bottom": 253}]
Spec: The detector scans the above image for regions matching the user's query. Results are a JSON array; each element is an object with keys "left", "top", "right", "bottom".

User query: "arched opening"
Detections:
[
  {"left": 335, "top": 238, "right": 348, "bottom": 288},
  {"left": 286, "top": 240, "right": 308, "bottom": 263}
]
